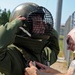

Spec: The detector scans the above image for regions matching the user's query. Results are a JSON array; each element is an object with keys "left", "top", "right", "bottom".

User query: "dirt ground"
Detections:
[{"left": 50, "top": 58, "right": 68, "bottom": 73}]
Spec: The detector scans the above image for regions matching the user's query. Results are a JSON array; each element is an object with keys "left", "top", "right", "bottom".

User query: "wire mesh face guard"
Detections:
[
  {"left": 26, "top": 6, "right": 54, "bottom": 35},
  {"left": 18, "top": 6, "right": 54, "bottom": 39}
]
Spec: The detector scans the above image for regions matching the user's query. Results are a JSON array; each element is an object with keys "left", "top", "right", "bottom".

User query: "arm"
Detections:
[
  {"left": 25, "top": 61, "right": 66, "bottom": 75},
  {"left": 66, "top": 60, "right": 75, "bottom": 75},
  {"left": 44, "top": 28, "right": 60, "bottom": 65},
  {"left": 0, "top": 16, "right": 26, "bottom": 60}
]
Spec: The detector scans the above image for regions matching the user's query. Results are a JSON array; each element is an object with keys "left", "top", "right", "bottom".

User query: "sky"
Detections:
[{"left": 0, "top": 0, "right": 75, "bottom": 25}]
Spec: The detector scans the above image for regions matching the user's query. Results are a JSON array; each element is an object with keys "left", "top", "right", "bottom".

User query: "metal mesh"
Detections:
[
  {"left": 42, "top": 6, "right": 53, "bottom": 27},
  {"left": 27, "top": 6, "right": 54, "bottom": 35}
]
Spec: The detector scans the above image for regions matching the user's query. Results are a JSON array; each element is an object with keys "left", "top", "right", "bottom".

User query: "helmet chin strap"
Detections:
[{"left": 19, "top": 27, "right": 31, "bottom": 37}]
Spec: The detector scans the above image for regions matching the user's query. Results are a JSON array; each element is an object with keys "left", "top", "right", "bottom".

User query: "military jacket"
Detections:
[{"left": 0, "top": 19, "right": 59, "bottom": 75}]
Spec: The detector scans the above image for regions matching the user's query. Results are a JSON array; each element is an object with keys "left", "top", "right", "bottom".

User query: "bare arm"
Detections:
[{"left": 25, "top": 61, "right": 66, "bottom": 75}]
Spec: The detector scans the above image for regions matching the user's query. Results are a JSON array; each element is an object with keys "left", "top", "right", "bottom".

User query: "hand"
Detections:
[
  {"left": 16, "top": 15, "right": 26, "bottom": 21},
  {"left": 25, "top": 61, "right": 50, "bottom": 75},
  {"left": 25, "top": 61, "right": 60, "bottom": 75},
  {"left": 35, "top": 61, "right": 51, "bottom": 73},
  {"left": 25, "top": 61, "right": 38, "bottom": 75},
  {"left": 35, "top": 62, "right": 60, "bottom": 74},
  {"left": 16, "top": 15, "right": 27, "bottom": 25}
]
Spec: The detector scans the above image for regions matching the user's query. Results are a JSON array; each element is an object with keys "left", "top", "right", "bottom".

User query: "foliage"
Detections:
[
  {"left": 60, "top": 35, "right": 64, "bottom": 39},
  {"left": 0, "top": 8, "right": 11, "bottom": 25},
  {"left": 58, "top": 35, "right": 64, "bottom": 57},
  {"left": 59, "top": 35, "right": 64, "bottom": 50}
]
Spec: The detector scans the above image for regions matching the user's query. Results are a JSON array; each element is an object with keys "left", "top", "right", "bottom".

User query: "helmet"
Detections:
[
  {"left": 9, "top": 2, "right": 39, "bottom": 22},
  {"left": 9, "top": 2, "right": 44, "bottom": 35},
  {"left": 9, "top": 2, "right": 54, "bottom": 36}
]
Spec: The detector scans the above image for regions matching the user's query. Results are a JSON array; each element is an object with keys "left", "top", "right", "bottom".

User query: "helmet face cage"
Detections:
[
  {"left": 42, "top": 6, "right": 53, "bottom": 28},
  {"left": 9, "top": 3, "right": 54, "bottom": 37},
  {"left": 27, "top": 6, "right": 54, "bottom": 35}
]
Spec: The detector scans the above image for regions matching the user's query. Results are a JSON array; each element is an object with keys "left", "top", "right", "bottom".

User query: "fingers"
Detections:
[
  {"left": 24, "top": 61, "right": 48, "bottom": 75},
  {"left": 24, "top": 71, "right": 29, "bottom": 75},
  {"left": 29, "top": 61, "right": 47, "bottom": 69},
  {"left": 25, "top": 68, "right": 30, "bottom": 72},
  {"left": 18, "top": 16, "right": 26, "bottom": 20},
  {"left": 29, "top": 61, "right": 34, "bottom": 67},
  {"left": 17, "top": 15, "right": 26, "bottom": 21},
  {"left": 25, "top": 65, "right": 38, "bottom": 75},
  {"left": 35, "top": 61, "right": 47, "bottom": 69}
]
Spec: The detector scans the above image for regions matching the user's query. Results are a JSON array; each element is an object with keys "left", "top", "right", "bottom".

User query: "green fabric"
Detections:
[
  {"left": 0, "top": 46, "right": 25, "bottom": 75},
  {"left": 14, "top": 35, "right": 48, "bottom": 54},
  {"left": 0, "top": 18, "right": 60, "bottom": 75},
  {"left": 43, "top": 28, "right": 60, "bottom": 65},
  {"left": 0, "top": 19, "right": 25, "bottom": 75},
  {"left": 49, "top": 28, "right": 59, "bottom": 64},
  {"left": 0, "top": 19, "right": 22, "bottom": 50}
]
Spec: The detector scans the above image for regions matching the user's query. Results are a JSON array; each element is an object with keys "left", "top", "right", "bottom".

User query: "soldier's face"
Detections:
[{"left": 31, "top": 15, "right": 45, "bottom": 34}]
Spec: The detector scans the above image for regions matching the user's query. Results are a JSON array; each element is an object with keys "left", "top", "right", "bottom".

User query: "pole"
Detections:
[{"left": 55, "top": 0, "right": 63, "bottom": 37}]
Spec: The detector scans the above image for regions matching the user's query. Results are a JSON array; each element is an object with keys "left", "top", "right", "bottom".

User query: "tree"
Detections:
[{"left": 0, "top": 8, "right": 11, "bottom": 25}]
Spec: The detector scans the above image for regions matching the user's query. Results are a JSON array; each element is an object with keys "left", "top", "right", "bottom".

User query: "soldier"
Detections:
[{"left": 0, "top": 2, "right": 59, "bottom": 75}]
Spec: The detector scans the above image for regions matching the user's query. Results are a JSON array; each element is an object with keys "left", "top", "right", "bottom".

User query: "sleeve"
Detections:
[
  {"left": 44, "top": 28, "right": 60, "bottom": 65},
  {"left": 48, "top": 28, "right": 60, "bottom": 64},
  {"left": 67, "top": 60, "right": 75, "bottom": 75},
  {"left": 0, "top": 19, "right": 22, "bottom": 60}
]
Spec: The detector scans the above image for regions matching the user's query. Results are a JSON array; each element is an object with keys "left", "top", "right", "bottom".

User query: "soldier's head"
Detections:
[{"left": 9, "top": 2, "right": 53, "bottom": 37}]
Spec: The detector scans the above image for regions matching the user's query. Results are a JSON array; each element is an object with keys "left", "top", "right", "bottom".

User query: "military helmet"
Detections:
[
  {"left": 9, "top": 2, "right": 39, "bottom": 22},
  {"left": 9, "top": 2, "right": 54, "bottom": 36}
]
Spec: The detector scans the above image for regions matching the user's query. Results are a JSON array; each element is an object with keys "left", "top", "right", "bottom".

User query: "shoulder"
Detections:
[{"left": 51, "top": 28, "right": 58, "bottom": 38}]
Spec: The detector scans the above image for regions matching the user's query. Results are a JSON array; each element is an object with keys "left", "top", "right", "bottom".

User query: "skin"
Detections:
[
  {"left": 16, "top": 15, "right": 26, "bottom": 21},
  {"left": 24, "top": 61, "right": 66, "bottom": 75},
  {"left": 25, "top": 61, "right": 75, "bottom": 75}
]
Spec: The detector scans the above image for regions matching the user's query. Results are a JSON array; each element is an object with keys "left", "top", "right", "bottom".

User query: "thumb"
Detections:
[{"left": 29, "top": 61, "right": 34, "bottom": 67}]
